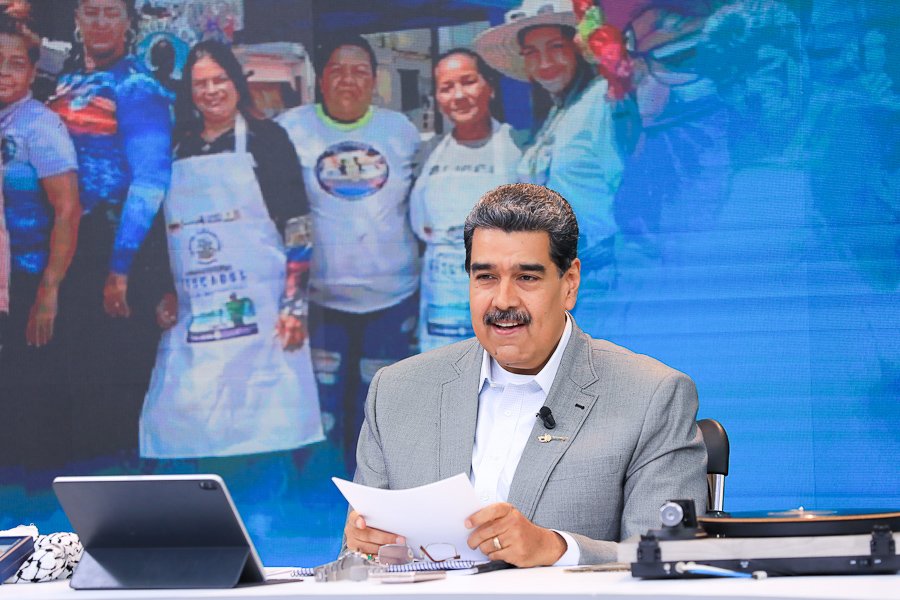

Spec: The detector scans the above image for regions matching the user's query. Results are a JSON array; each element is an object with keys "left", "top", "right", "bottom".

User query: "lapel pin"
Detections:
[{"left": 537, "top": 434, "right": 569, "bottom": 443}]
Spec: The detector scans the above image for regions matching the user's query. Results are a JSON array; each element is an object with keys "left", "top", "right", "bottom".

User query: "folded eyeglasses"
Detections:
[{"left": 376, "top": 542, "right": 460, "bottom": 565}]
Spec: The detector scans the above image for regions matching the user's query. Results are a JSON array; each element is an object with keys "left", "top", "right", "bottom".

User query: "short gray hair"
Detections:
[{"left": 464, "top": 183, "right": 578, "bottom": 276}]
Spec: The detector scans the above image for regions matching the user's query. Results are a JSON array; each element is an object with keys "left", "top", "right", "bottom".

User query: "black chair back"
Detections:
[{"left": 697, "top": 418, "right": 730, "bottom": 516}]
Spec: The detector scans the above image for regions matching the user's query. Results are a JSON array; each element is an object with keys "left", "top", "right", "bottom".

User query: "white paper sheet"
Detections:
[{"left": 333, "top": 473, "right": 488, "bottom": 561}]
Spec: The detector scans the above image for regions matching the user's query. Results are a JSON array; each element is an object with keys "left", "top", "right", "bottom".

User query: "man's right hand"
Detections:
[{"left": 344, "top": 510, "right": 405, "bottom": 556}]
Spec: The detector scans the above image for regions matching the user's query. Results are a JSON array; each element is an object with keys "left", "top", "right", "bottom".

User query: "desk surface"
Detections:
[{"left": 1, "top": 567, "right": 898, "bottom": 600}]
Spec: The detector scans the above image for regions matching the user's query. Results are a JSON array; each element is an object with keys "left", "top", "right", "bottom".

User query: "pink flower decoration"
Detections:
[
  {"left": 572, "top": 0, "right": 594, "bottom": 21},
  {"left": 587, "top": 24, "right": 633, "bottom": 101}
]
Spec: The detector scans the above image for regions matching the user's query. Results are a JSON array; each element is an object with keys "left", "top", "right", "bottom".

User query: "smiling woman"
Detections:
[
  {"left": 519, "top": 26, "right": 580, "bottom": 96},
  {"left": 433, "top": 50, "right": 495, "bottom": 141},
  {"left": 176, "top": 41, "right": 252, "bottom": 142},
  {"left": 409, "top": 48, "right": 522, "bottom": 352},
  {"left": 140, "top": 40, "right": 323, "bottom": 461},
  {"left": 474, "top": 0, "right": 637, "bottom": 340},
  {"left": 190, "top": 56, "right": 239, "bottom": 135}
]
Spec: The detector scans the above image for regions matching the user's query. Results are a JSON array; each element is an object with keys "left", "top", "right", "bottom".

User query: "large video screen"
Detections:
[{"left": 0, "top": 0, "right": 897, "bottom": 567}]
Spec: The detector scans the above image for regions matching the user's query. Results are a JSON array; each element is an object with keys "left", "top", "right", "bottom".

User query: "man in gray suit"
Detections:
[{"left": 345, "top": 183, "right": 706, "bottom": 566}]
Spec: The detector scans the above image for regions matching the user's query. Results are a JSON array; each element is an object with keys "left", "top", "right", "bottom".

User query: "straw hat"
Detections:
[{"left": 473, "top": 0, "right": 578, "bottom": 82}]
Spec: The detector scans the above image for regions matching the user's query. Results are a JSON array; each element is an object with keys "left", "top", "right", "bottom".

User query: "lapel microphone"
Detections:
[{"left": 536, "top": 406, "right": 556, "bottom": 429}]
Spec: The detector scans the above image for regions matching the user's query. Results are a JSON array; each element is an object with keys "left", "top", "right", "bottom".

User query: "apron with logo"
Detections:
[
  {"left": 417, "top": 123, "right": 515, "bottom": 351},
  {"left": 141, "top": 116, "right": 323, "bottom": 458}
]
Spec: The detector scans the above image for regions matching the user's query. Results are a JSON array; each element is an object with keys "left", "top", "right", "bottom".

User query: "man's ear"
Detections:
[{"left": 563, "top": 258, "right": 580, "bottom": 310}]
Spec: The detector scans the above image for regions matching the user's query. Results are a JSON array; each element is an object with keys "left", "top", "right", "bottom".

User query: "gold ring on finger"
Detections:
[{"left": 492, "top": 536, "right": 502, "bottom": 552}]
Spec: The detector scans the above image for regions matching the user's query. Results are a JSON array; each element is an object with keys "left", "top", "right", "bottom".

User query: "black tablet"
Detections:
[{"left": 53, "top": 474, "right": 266, "bottom": 589}]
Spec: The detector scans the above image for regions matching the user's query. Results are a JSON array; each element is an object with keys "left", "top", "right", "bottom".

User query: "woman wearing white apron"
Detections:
[
  {"left": 410, "top": 49, "right": 521, "bottom": 352},
  {"left": 474, "top": 1, "right": 638, "bottom": 338},
  {"left": 141, "top": 41, "right": 322, "bottom": 460}
]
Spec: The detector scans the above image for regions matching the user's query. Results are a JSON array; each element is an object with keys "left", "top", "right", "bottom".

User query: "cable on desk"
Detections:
[{"left": 675, "top": 561, "right": 767, "bottom": 580}]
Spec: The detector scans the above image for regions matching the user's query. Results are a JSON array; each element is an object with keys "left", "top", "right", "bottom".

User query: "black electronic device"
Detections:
[
  {"left": 699, "top": 509, "right": 900, "bottom": 537},
  {"left": 536, "top": 406, "right": 556, "bottom": 429},
  {"left": 621, "top": 505, "right": 900, "bottom": 579},
  {"left": 53, "top": 475, "right": 266, "bottom": 590},
  {"left": 655, "top": 499, "right": 706, "bottom": 540},
  {"left": 0, "top": 536, "right": 34, "bottom": 583},
  {"left": 635, "top": 499, "right": 708, "bottom": 544}
]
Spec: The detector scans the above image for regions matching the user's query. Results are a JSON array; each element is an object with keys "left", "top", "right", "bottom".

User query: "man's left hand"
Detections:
[{"left": 465, "top": 502, "right": 567, "bottom": 567}]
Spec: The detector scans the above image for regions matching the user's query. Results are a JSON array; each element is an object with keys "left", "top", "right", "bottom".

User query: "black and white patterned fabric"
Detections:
[{"left": 6, "top": 532, "right": 82, "bottom": 584}]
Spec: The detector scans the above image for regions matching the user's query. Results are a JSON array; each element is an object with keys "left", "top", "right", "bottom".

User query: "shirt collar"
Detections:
[
  {"left": 315, "top": 103, "right": 374, "bottom": 131},
  {"left": 479, "top": 313, "right": 573, "bottom": 394}
]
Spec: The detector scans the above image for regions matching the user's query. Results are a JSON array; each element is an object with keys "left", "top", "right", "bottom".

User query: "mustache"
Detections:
[{"left": 483, "top": 308, "right": 532, "bottom": 326}]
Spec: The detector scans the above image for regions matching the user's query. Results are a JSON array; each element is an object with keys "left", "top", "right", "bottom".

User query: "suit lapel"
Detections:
[
  {"left": 507, "top": 323, "right": 601, "bottom": 520},
  {"left": 439, "top": 342, "right": 483, "bottom": 480}
]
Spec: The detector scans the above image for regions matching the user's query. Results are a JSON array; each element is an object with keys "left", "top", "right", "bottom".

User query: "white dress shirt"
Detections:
[{"left": 470, "top": 314, "right": 580, "bottom": 565}]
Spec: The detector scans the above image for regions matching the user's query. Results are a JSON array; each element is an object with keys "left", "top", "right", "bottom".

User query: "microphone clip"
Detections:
[{"left": 536, "top": 406, "right": 556, "bottom": 430}]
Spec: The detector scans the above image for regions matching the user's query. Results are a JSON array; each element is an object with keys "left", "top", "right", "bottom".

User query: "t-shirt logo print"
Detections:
[{"left": 315, "top": 141, "right": 389, "bottom": 199}]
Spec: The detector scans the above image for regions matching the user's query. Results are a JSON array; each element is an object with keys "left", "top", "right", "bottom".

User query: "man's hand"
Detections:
[
  {"left": 465, "top": 502, "right": 567, "bottom": 567},
  {"left": 103, "top": 272, "right": 130, "bottom": 318},
  {"left": 26, "top": 284, "right": 59, "bottom": 347},
  {"left": 155, "top": 293, "right": 178, "bottom": 329},
  {"left": 276, "top": 314, "right": 307, "bottom": 350},
  {"left": 344, "top": 509, "right": 405, "bottom": 556}
]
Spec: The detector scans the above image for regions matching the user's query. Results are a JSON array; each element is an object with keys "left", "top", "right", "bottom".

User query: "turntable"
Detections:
[{"left": 619, "top": 500, "right": 900, "bottom": 579}]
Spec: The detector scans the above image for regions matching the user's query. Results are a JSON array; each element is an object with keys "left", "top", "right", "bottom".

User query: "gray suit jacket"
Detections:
[{"left": 353, "top": 321, "right": 707, "bottom": 564}]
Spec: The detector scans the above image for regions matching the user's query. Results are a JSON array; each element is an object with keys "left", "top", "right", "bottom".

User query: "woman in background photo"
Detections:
[
  {"left": 410, "top": 48, "right": 521, "bottom": 352},
  {"left": 140, "top": 41, "right": 322, "bottom": 506},
  {"left": 49, "top": 0, "right": 171, "bottom": 468},
  {"left": 0, "top": 14, "right": 81, "bottom": 476},
  {"left": 474, "top": 0, "right": 637, "bottom": 336}
]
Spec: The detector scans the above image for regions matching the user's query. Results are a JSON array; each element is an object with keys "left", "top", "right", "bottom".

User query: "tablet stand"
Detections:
[{"left": 72, "top": 546, "right": 258, "bottom": 589}]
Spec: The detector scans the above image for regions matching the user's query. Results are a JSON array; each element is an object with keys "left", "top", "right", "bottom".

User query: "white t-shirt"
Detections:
[
  {"left": 278, "top": 104, "right": 420, "bottom": 313},
  {"left": 410, "top": 121, "right": 521, "bottom": 351}
]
